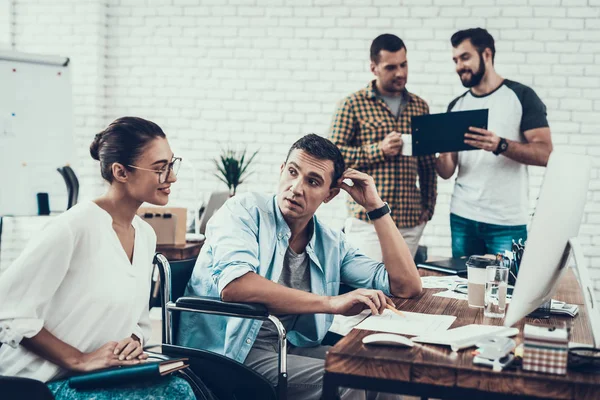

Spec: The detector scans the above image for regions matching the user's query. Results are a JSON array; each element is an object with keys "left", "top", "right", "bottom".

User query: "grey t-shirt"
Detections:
[
  {"left": 380, "top": 92, "right": 408, "bottom": 118},
  {"left": 252, "top": 246, "right": 311, "bottom": 352}
]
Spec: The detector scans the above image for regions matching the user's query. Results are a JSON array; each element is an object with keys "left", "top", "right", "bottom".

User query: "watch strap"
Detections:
[
  {"left": 493, "top": 138, "right": 508, "bottom": 156},
  {"left": 366, "top": 202, "right": 391, "bottom": 221}
]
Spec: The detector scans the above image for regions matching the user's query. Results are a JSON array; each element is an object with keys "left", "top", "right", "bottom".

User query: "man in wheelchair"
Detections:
[{"left": 178, "top": 134, "right": 422, "bottom": 399}]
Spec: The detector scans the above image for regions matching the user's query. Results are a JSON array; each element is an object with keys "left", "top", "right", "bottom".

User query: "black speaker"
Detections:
[{"left": 37, "top": 193, "right": 50, "bottom": 215}]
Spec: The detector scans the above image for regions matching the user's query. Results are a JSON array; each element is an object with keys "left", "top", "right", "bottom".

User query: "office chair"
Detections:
[
  {"left": 56, "top": 167, "right": 72, "bottom": 208},
  {"left": 63, "top": 166, "right": 79, "bottom": 209},
  {"left": 154, "top": 253, "right": 286, "bottom": 400},
  {"left": 143, "top": 352, "right": 216, "bottom": 400},
  {"left": 56, "top": 166, "right": 79, "bottom": 209}
]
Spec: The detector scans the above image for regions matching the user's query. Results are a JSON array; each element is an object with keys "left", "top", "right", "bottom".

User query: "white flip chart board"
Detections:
[{"left": 0, "top": 51, "right": 74, "bottom": 215}]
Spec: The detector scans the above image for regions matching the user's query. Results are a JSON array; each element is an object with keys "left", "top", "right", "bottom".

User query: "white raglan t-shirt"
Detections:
[{"left": 448, "top": 79, "right": 549, "bottom": 226}]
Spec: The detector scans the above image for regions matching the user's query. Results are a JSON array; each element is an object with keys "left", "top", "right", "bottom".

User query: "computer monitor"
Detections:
[{"left": 504, "top": 152, "right": 599, "bottom": 347}]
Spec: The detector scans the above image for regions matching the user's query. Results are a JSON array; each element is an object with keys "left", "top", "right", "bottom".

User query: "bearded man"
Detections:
[{"left": 436, "top": 28, "right": 553, "bottom": 257}]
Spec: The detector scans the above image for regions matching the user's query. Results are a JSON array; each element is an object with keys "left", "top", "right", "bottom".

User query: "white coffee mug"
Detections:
[{"left": 401, "top": 134, "right": 412, "bottom": 156}]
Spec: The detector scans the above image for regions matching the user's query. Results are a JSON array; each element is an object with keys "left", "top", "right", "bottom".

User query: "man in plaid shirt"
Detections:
[{"left": 330, "top": 34, "right": 437, "bottom": 259}]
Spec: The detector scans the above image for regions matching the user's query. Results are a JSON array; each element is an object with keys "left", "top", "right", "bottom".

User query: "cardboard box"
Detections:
[{"left": 138, "top": 206, "right": 186, "bottom": 245}]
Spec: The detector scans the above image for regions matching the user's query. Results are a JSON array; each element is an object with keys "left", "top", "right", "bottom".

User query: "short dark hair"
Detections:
[
  {"left": 451, "top": 28, "right": 496, "bottom": 63},
  {"left": 370, "top": 34, "right": 406, "bottom": 64},
  {"left": 285, "top": 134, "right": 345, "bottom": 187},
  {"left": 90, "top": 116, "right": 166, "bottom": 183}
]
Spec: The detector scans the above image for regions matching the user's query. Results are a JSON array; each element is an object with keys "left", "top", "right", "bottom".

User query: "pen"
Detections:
[{"left": 386, "top": 304, "right": 405, "bottom": 317}]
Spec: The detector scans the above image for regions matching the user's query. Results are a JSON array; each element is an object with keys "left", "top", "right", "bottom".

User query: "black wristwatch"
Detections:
[
  {"left": 493, "top": 137, "right": 509, "bottom": 156},
  {"left": 366, "top": 202, "right": 391, "bottom": 221}
]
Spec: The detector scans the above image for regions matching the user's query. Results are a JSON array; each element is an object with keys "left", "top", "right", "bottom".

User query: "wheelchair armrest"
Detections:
[
  {"left": 144, "top": 350, "right": 170, "bottom": 361},
  {"left": 174, "top": 296, "right": 269, "bottom": 319}
]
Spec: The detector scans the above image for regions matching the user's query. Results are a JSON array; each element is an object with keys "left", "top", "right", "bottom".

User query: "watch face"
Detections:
[{"left": 501, "top": 142, "right": 508, "bottom": 151}]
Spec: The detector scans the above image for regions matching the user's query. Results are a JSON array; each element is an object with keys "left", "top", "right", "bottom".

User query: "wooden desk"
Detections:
[
  {"left": 323, "top": 269, "right": 598, "bottom": 400},
  {"left": 156, "top": 241, "right": 204, "bottom": 261}
]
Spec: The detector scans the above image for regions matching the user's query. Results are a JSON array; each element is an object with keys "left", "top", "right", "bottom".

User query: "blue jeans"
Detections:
[
  {"left": 47, "top": 375, "right": 195, "bottom": 399},
  {"left": 450, "top": 213, "right": 527, "bottom": 258}
]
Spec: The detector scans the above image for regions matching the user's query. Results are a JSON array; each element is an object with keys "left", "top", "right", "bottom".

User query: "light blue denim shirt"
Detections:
[{"left": 177, "top": 192, "right": 391, "bottom": 363}]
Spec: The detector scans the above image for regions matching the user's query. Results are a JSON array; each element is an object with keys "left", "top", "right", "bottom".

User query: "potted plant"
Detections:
[{"left": 214, "top": 147, "right": 259, "bottom": 196}]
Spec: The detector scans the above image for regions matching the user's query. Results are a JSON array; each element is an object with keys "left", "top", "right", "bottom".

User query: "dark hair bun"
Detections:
[
  {"left": 92, "top": 117, "right": 166, "bottom": 183},
  {"left": 90, "top": 132, "right": 103, "bottom": 161}
]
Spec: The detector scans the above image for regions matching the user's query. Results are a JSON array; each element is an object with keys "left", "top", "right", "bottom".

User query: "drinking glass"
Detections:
[{"left": 484, "top": 265, "right": 509, "bottom": 318}]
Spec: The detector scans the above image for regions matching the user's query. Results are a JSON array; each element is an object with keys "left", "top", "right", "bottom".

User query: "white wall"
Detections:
[
  {"left": 4, "top": 0, "right": 600, "bottom": 291},
  {"left": 0, "top": 0, "right": 13, "bottom": 49}
]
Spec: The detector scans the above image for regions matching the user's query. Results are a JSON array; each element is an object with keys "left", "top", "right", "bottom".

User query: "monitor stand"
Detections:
[{"left": 527, "top": 238, "right": 600, "bottom": 347}]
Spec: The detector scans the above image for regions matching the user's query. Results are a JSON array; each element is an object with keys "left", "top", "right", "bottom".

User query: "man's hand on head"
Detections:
[{"left": 338, "top": 169, "right": 384, "bottom": 212}]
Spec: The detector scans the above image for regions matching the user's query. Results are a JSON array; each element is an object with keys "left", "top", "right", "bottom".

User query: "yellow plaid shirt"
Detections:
[{"left": 329, "top": 81, "right": 437, "bottom": 228}]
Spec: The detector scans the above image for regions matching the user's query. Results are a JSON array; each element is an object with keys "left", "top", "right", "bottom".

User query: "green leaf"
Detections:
[{"left": 213, "top": 146, "right": 260, "bottom": 191}]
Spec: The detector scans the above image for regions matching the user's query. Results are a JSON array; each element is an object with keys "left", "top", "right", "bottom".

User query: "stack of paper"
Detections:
[
  {"left": 421, "top": 275, "right": 467, "bottom": 290},
  {"left": 355, "top": 310, "right": 456, "bottom": 336},
  {"left": 550, "top": 300, "right": 578, "bottom": 317}
]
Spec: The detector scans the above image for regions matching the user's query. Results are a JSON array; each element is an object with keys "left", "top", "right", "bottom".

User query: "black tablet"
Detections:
[{"left": 417, "top": 257, "right": 468, "bottom": 275}]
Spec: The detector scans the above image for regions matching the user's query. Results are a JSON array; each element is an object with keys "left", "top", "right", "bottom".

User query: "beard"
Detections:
[
  {"left": 458, "top": 53, "right": 486, "bottom": 88},
  {"left": 381, "top": 77, "right": 406, "bottom": 94}
]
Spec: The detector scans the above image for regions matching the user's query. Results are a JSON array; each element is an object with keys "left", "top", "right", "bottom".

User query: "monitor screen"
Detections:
[{"left": 504, "top": 152, "right": 592, "bottom": 328}]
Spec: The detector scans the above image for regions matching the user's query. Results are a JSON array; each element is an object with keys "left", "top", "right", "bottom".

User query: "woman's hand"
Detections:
[
  {"left": 71, "top": 341, "right": 140, "bottom": 372},
  {"left": 113, "top": 335, "right": 148, "bottom": 361}
]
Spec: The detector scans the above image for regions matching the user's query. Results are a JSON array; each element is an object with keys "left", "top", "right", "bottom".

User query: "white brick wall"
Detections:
[
  {"left": 0, "top": 0, "right": 13, "bottom": 49},
  {"left": 0, "top": 216, "right": 56, "bottom": 272},
  {"left": 10, "top": 0, "right": 109, "bottom": 202},
  {"left": 5, "top": 1, "right": 600, "bottom": 295}
]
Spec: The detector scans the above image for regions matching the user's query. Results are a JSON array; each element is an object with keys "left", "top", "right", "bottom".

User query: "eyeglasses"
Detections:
[{"left": 128, "top": 156, "right": 182, "bottom": 184}]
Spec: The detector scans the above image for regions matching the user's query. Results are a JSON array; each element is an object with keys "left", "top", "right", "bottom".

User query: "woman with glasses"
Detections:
[{"left": 0, "top": 117, "right": 195, "bottom": 399}]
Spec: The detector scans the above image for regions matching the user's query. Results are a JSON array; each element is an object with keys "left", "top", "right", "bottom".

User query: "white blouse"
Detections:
[{"left": 0, "top": 201, "right": 156, "bottom": 382}]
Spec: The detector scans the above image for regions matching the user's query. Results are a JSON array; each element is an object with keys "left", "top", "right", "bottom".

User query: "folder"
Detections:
[
  {"left": 411, "top": 109, "right": 488, "bottom": 156},
  {"left": 68, "top": 358, "right": 189, "bottom": 390}
]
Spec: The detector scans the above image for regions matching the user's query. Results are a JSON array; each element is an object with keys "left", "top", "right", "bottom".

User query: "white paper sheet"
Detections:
[
  {"left": 355, "top": 309, "right": 456, "bottom": 336},
  {"left": 433, "top": 290, "right": 469, "bottom": 301},
  {"left": 421, "top": 275, "right": 467, "bottom": 289},
  {"left": 433, "top": 290, "right": 512, "bottom": 303},
  {"left": 329, "top": 310, "right": 371, "bottom": 336}
]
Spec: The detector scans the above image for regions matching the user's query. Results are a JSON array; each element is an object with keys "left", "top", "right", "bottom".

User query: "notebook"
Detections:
[
  {"left": 68, "top": 358, "right": 188, "bottom": 390},
  {"left": 411, "top": 109, "right": 488, "bottom": 156},
  {"left": 417, "top": 257, "right": 468, "bottom": 275}
]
